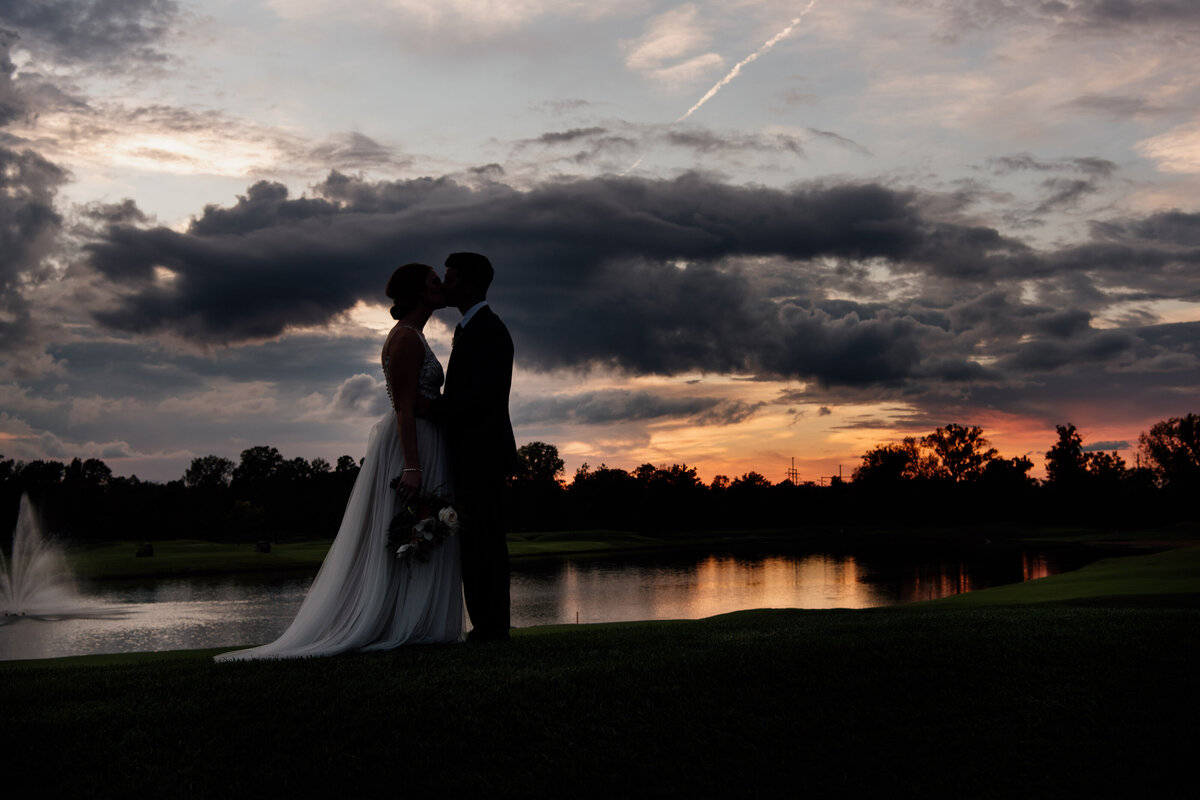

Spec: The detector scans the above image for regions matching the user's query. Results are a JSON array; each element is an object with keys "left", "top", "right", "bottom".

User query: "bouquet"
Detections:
[{"left": 387, "top": 480, "right": 459, "bottom": 562}]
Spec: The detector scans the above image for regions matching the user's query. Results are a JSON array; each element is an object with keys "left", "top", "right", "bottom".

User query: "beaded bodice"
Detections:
[{"left": 383, "top": 326, "right": 444, "bottom": 409}]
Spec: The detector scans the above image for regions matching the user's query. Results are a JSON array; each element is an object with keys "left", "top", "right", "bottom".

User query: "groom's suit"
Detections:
[{"left": 442, "top": 303, "right": 518, "bottom": 639}]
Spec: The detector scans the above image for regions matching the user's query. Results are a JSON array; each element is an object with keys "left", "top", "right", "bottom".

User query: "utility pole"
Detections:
[{"left": 785, "top": 457, "right": 799, "bottom": 484}]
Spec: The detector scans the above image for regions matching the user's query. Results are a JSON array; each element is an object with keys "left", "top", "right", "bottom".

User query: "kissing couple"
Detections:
[{"left": 217, "top": 252, "right": 518, "bottom": 661}]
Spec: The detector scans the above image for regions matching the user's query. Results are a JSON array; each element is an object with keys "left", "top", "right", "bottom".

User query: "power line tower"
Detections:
[{"left": 785, "top": 457, "right": 799, "bottom": 484}]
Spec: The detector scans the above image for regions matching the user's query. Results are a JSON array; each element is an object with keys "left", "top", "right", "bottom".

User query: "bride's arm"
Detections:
[{"left": 385, "top": 331, "right": 426, "bottom": 497}]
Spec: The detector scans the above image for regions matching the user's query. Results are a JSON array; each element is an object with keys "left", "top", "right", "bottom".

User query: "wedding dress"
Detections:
[{"left": 215, "top": 328, "right": 464, "bottom": 661}]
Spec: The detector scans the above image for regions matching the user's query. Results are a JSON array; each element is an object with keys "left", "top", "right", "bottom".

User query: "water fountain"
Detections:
[{"left": 1, "top": 494, "right": 127, "bottom": 623}]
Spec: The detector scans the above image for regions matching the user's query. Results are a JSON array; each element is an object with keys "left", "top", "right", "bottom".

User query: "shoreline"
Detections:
[
  {"left": 59, "top": 523, "right": 1199, "bottom": 582},
  {"left": 8, "top": 542, "right": 1198, "bottom": 667}
]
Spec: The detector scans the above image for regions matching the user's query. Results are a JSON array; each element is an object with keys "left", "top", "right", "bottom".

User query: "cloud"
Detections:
[
  {"left": 0, "top": 411, "right": 136, "bottom": 461},
  {"left": 79, "top": 198, "right": 149, "bottom": 225},
  {"left": 77, "top": 170, "right": 1200, "bottom": 416},
  {"left": 330, "top": 373, "right": 390, "bottom": 417},
  {"left": 935, "top": 0, "right": 1200, "bottom": 37},
  {"left": 989, "top": 155, "right": 1118, "bottom": 177},
  {"left": 0, "top": 0, "right": 179, "bottom": 67},
  {"left": 0, "top": 29, "right": 68, "bottom": 369},
  {"left": 513, "top": 389, "right": 763, "bottom": 427},
  {"left": 624, "top": 4, "right": 712, "bottom": 69},
  {"left": 623, "top": 4, "right": 722, "bottom": 83},
  {"left": 1136, "top": 123, "right": 1200, "bottom": 174},
  {"left": 519, "top": 122, "right": 862, "bottom": 169},
  {"left": 306, "top": 132, "right": 410, "bottom": 171},
  {"left": 1084, "top": 440, "right": 1130, "bottom": 452},
  {"left": 1061, "top": 93, "right": 1178, "bottom": 118},
  {"left": 645, "top": 53, "right": 725, "bottom": 86},
  {"left": 529, "top": 127, "right": 609, "bottom": 146},
  {"left": 262, "top": 0, "right": 628, "bottom": 47},
  {"left": 986, "top": 154, "right": 1121, "bottom": 220},
  {"left": 665, "top": 128, "right": 805, "bottom": 157},
  {"left": 1091, "top": 209, "right": 1200, "bottom": 246}
]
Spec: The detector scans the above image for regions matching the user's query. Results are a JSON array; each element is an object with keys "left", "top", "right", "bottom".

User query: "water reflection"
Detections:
[{"left": 0, "top": 543, "right": 1102, "bottom": 661}]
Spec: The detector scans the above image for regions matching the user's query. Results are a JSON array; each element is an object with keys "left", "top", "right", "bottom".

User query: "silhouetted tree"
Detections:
[
  {"left": 184, "top": 455, "right": 235, "bottom": 489},
  {"left": 1139, "top": 413, "right": 1200, "bottom": 488},
  {"left": 922, "top": 424, "right": 997, "bottom": 483},
  {"left": 731, "top": 471, "right": 771, "bottom": 489},
  {"left": 1084, "top": 450, "right": 1127, "bottom": 482},
  {"left": 515, "top": 442, "right": 565, "bottom": 484},
  {"left": 1045, "top": 424, "right": 1087, "bottom": 487},
  {"left": 510, "top": 442, "right": 567, "bottom": 530},
  {"left": 17, "top": 460, "right": 66, "bottom": 488},
  {"left": 979, "top": 456, "right": 1036, "bottom": 490},
  {"left": 852, "top": 438, "right": 926, "bottom": 483},
  {"left": 567, "top": 463, "right": 639, "bottom": 528}
]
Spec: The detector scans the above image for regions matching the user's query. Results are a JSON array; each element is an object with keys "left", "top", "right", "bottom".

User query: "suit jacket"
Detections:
[{"left": 442, "top": 305, "right": 518, "bottom": 486}]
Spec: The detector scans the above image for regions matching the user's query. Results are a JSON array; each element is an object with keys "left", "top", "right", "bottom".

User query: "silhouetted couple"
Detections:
[{"left": 217, "top": 252, "right": 516, "bottom": 661}]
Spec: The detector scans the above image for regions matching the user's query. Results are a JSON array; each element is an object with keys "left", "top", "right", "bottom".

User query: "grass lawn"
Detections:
[{"left": 4, "top": 545, "right": 1198, "bottom": 797}]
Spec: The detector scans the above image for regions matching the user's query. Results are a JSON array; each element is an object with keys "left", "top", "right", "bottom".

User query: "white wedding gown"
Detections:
[{"left": 216, "top": 329, "right": 464, "bottom": 661}]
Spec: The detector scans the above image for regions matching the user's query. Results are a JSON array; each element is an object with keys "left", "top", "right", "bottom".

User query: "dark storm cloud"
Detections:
[
  {"left": 1084, "top": 440, "right": 1130, "bottom": 451},
  {"left": 664, "top": 129, "right": 805, "bottom": 157},
  {"left": 937, "top": 0, "right": 1200, "bottom": 36},
  {"left": 0, "top": 27, "right": 21, "bottom": 124},
  {"left": 528, "top": 127, "right": 608, "bottom": 145},
  {"left": 80, "top": 198, "right": 148, "bottom": 224},
  {"left": 1066, "top": 0, "right": 1200, "bottom": 29},
  {"left": 1000, "top": 329, "right": 1139, "bottom": 373},
  {"left": 1034, "top": 178, "right": 1101, "bottom": 213},
  {"left": 0, "top": 0, "right": 178, "bottom": 65},
  {"left": 307, "top": 132, "right": 410, "bottom": 170},
  {"left": 990, "top": 154, "right": 1117, "bottom": 177},
  {"left": 0, "top": 30, "right": 67, "bottom": 361},
  {"left": 513, "top": 390, "right": 763, "bottom": 427},
  {"left": 804, "top": 129, "right": 872, "bottom": 156},
  {"left": 524, "top": 123, "right": 864, "bottom": 166},
  {"left": 1091, "top": 210, "right": 1200, "bottom": 247},
  {"left": 82, "top": 170, "right": 1200, "bottom": 398}
]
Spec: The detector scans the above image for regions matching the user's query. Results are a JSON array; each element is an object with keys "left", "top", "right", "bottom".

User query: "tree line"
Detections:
[{"left": 3, "top": 413, "right": 1197, "bottom": 541}]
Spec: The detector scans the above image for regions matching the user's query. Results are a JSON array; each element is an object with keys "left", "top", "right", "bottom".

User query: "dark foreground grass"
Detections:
[
  {"left": 6, "top": 546, "right": 1198, "bottom": 797},
  {"left": 3, "top": 608, "right": 1198, "bottom": 797}
]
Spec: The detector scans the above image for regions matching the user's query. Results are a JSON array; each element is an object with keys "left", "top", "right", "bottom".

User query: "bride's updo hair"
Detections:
[{"left": 385, "top": 263, "right": 431, "bottom": 320}]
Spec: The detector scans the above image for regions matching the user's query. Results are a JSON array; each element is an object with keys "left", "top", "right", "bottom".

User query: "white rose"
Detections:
[
  {"left": 438, "top": 507, "right": 459, "bottom": 529},
  {"left": 415, "top": 518, "right": 436, "bottom": 535},
  {"left": 397, "top": 544, "right": 411, "bottom": 556}
]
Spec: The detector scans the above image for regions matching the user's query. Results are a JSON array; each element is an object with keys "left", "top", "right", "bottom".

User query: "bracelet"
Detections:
[{"left": 403, "top": 468, "right": 422, "bottom": 473}]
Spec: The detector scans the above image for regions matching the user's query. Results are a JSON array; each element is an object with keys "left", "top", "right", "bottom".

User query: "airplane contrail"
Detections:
[
  {"left": 622, "top": 1, "right": 818, "bottom": 176},
  {"left": 674, "top": 0, "right": 818, "bottom": 125}
]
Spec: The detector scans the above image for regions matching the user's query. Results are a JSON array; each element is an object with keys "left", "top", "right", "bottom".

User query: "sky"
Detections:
[{"left": 1, "top": 0, "right": 1199, "bottom": 485}]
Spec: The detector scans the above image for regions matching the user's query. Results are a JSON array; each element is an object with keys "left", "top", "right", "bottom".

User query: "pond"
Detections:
[{"left": 0, "top": 540, "right": 1106, "bottom": 661}]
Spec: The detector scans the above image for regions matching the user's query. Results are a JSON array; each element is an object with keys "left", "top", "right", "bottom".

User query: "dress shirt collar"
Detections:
[{"left": 460, "top": 300, "right": 488, "bottom": 329}]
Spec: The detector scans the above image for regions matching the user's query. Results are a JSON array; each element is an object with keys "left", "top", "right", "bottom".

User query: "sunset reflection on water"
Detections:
[
  {"left": 535, "top": 554, "right": 886, "bottom": 626},
  {"left": 2, "top": 545, "right": 1093, "bottom": 661}
]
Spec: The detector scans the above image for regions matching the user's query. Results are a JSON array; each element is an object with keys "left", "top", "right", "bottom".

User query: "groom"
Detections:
[{"left": 439, "top": 252, "right": 518, "bottom": 642}]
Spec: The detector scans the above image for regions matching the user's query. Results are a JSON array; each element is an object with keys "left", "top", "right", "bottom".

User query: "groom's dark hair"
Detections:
[{"left": 445, "top": 252, "right": 493, "bottom": 292}]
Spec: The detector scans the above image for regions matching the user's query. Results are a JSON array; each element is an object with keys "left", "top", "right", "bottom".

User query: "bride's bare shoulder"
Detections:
[{"left": 384, "top": 324, "right": 425, "bottom": 365}]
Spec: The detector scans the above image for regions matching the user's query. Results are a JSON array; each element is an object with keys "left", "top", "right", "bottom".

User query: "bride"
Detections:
[{"left": 215, "top": 263, "right": 463, "bottom": 661}]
